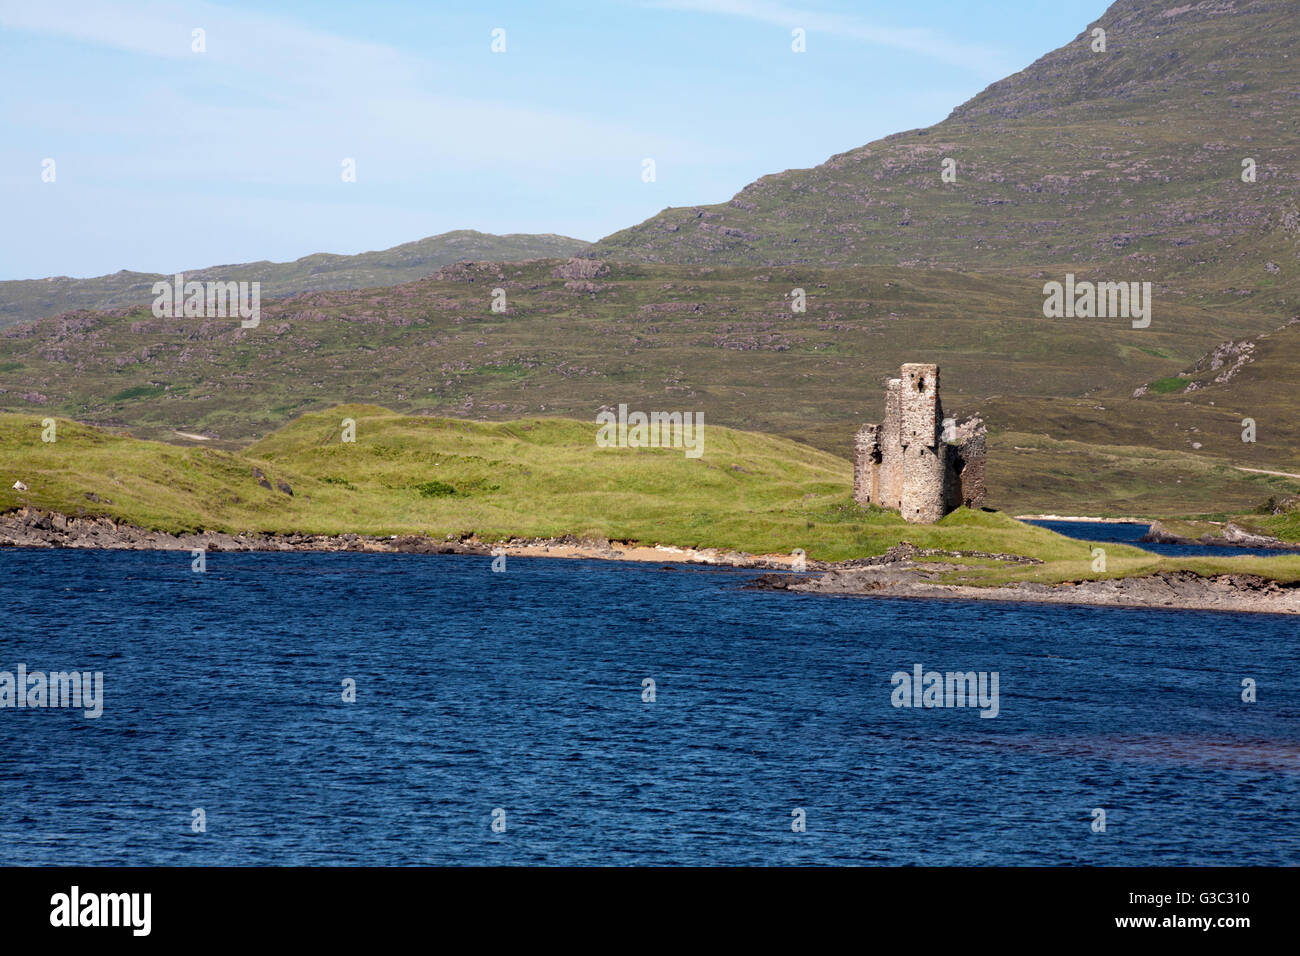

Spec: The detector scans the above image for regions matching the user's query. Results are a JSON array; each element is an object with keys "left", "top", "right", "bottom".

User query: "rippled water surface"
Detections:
[{"left": 2, "top": 548, "right": 1296, "bottom": 865}]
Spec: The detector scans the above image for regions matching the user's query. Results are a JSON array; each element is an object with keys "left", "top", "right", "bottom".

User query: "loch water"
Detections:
[
  {"left": 1027, "top": 518, "right": 1300, "bottom": 557},
  {"left": 1, "top": 547, "right": 1296, "bottom": 865}
]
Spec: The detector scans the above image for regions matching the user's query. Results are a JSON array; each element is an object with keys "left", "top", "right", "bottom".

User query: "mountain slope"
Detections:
[
  {"left": 593, "top": 0, "right": 1300, "bottom": 292},
  {"left": 0, "top": 258, "right": 1252, "bottom": 447},
  {"left": 2, "top": 257, "right": 1296, "bottom": 514},
  {"left": 0, "top": 230, "right": 590, "bottom": 329}
]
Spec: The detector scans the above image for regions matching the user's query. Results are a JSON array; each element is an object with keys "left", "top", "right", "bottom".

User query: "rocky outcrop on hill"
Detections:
[{"left": 553, "top": 258, "right": 609, "bottom": 281}]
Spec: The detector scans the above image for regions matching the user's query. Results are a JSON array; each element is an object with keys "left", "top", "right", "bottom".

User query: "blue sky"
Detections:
[{"left": 1, "top": 0, "right": 1108, "bottom": 279}]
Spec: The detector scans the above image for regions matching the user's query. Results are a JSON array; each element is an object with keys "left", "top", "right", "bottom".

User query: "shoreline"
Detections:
[
  {"left": 1013, "top": 514, "right": 1147, "bottom": 524},
  {"left": 0, "top": 507, "right": 807, "bottom": 569},
  {"left": 4, "top": 507, "right": 1299, "bottom": 615},
  {"left": 1022, "top": 514, "right": 1296, "bottom": 552},
  {"left": 748, "top": 569, "right": 1300, "bottom": 616},
  {"left": 746, "top": 543, "right": 1300, "bottom": 616},
  {"left": 1142, "top": 519, "right": 1298, "bottom": 552}
]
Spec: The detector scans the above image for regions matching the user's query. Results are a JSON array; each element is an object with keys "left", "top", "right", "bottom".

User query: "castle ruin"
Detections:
[{"left": 853, "top": 363, "right": 986, "bottom": 523}]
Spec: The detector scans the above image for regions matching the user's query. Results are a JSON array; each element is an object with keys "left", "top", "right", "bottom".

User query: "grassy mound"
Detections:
[{"left": 4, "top": 407, "right": 1300, "bottom": 585}]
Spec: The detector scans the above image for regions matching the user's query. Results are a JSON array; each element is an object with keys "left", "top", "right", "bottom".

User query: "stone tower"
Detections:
[{"left": 853, "top": 363, "right": 986, "bottom": 523}]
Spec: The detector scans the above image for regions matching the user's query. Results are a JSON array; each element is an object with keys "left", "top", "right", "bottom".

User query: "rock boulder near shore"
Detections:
[
  {"left": 746, "top": 544, "right": 1300, "bottom": 615},
  {"left": 1142, "top": 520, "right": 1293, "bottom": 551}
]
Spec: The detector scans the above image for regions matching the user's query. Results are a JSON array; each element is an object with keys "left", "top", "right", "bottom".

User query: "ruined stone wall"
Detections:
[
  {"left": 953, "top": 418, "right": 987, "bottom": 509},
  {"left": 852, "top": 425, "right": 881, "bottom": 507},
  {"left": 897, "top": 363, "right": 942, "bottom": 520},
  {"left": 899, "top": 363, "right": 939, "bottom": 449},
  {"left": 878, "top": 379, "right": 904, "bottom": 508},
  {"left": 899, "top": 443, "right": 947, "bottom": 523},
  {"left": 853, "top": 364, "right": 986, "bottom": 523}
]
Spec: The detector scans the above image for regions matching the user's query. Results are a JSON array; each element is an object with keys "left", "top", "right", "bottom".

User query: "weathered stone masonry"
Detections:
[{"left": 853, "top": 363, "right": 986, "bottom": 523}]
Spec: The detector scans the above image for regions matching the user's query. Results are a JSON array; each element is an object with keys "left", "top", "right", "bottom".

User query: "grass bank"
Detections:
[{"left": 3, "top": 407, "right": 1300, "bottom": 585}]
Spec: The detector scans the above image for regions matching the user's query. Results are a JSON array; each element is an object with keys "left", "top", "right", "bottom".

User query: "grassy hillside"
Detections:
[
  {"left": 1, "top": 406, "right": 856, "bottom": 554},
  {"left": 5, "top": 408, "right": 1300, "bottom": 589},
  {"left": 3, "top": 258, "right": 1296, "bottom": 515},
  {"left": 0, "top": 230, "right": 590, "bottom": 329},
  {"left": 0, "top": 405, "right": 1038, "bottom": 560},
  {"left": 991, "top": 430, "right": 1300, "bottom": 517}
]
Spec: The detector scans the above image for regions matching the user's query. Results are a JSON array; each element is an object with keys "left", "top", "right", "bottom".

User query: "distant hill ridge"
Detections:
[
  {"left": 592, "top": 0, "right": 1300, "bottom": 289},
  {"left": 0, "top": 230, "right": 590, "bottom": 328}
]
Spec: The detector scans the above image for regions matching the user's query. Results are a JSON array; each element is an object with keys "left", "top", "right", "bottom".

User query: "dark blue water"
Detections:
[
  {"left": 2, "top": 548, "right": 1297, "bottom": 865},
  {"left": 1028, "top": 518, "right": 1300, "bottom": 557}
]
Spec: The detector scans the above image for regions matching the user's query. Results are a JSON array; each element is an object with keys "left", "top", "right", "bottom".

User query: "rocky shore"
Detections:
[
  {"left": 6, "top": 508, "right": 1299, "bottom": 614},
  {"left": 0, "top": 507, "right": 805, "bottom": 568},
  {"left": 746, "top": 543, "right": 1300, "bottom": 615},
  {"left": 1142, "top": 519, "right": 1296, "bottom": 551}
]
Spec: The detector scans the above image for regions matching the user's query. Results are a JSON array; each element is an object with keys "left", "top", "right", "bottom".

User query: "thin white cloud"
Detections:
[
  {"left": 0, "top": 0, "right": 417, "bottom": 89},
  {"left": 0, "top": 0, "right": 736, "bottom": 176},
  {"left": 646, "top": 0, "right": 1012, "bottom": 77}
]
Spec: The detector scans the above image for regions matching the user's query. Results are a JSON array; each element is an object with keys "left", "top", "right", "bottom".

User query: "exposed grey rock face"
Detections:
[
  {"left": 1193, "top": 338, "right": 1257, "bottom": 384},
  {"left": 553, "top": 258, "right": 609, "bottom": 281}
]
